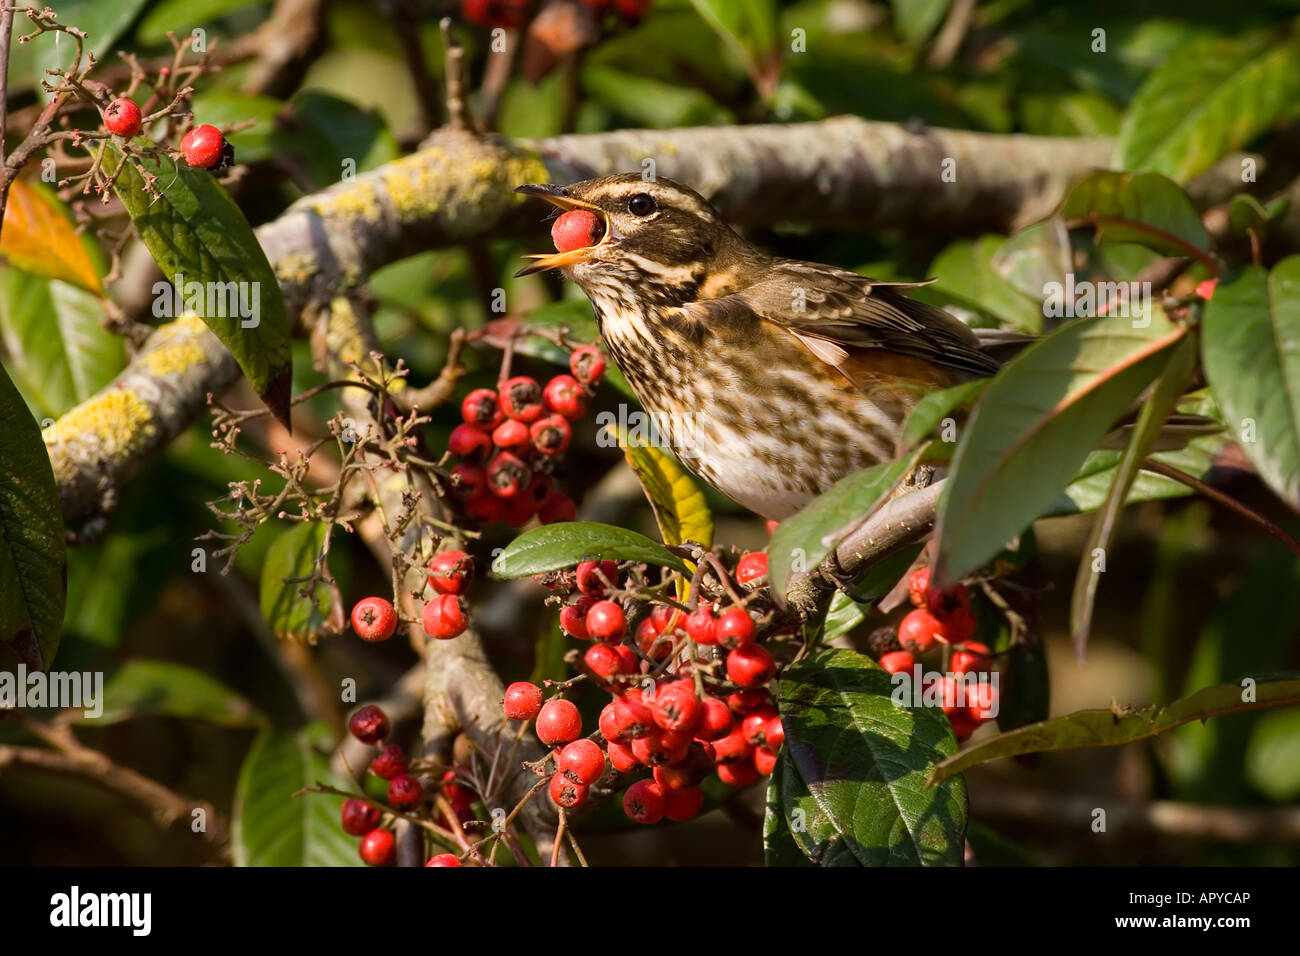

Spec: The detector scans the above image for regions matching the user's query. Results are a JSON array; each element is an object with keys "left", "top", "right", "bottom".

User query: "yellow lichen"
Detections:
[
  {"left": 311, "top": 178, "right": 384, "bottom": 224},
  {"left": 140, "top": 313, "right": 209, "bottom": 376},
  {"left": 43, "top": 390, "right": 157, "bottom": 481}
]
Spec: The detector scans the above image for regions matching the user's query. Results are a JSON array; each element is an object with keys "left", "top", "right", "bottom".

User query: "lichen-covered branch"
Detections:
[{"left": 48, "top": 119, "right": 1116, "bottom": 522}]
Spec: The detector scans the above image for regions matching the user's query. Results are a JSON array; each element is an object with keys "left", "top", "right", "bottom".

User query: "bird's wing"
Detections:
[{"left": 688, "top": 262, "right": 1004, "bottom": 383}]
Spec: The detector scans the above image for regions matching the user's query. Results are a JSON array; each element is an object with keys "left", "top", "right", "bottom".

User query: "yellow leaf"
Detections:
[
  {"left": 610, "top": 424, "right": 714, "bottom": 550},
  {"left": 0, "top": 180, "right": 103, "bottom": 294}
]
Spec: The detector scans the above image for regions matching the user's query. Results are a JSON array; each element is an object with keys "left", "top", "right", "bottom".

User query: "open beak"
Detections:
[{"left": 513, "top": 183, "right": 609, "bottom": 277}]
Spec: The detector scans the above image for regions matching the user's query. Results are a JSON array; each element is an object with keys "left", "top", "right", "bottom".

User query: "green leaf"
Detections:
[
  {"left": 233, "top": 725, "right": 363, "bottom": 866},
  {"left": 890, "top": 0, "right": 951, "bottom": 45},
  {"left": 581, "top": 66, "right": 732, "bottom": 128},
  {"left": 0, "top": 362, "right": 66, "bottom": 669},
  {"left": 934, "top": 309, "right": 1186, "bottom": 584},
  {"left": 1059, "top": 170, "right": 1212, "bottom": 261},
  {"left": 81, "top": 659, "right": 264, "bottom": 727},
  {"left": 188, "top": 91, "right": 285, "bottom": 165},
  {"left": 139, "top": 0, "right": 271, "bottom": 43},
  {"left": 991, "top": 219, "right": 1072, "bottom": 301},
  {"left": 259, "top": 522, "right": 344, "bottom": 643},
  {"left": 282, "top": 91, "right": 401, "bottom": 186},
  {"left": 780, "top": 647, "right": 966, "bottom": 866},
  {"left": 930, "top": 673, "right": 1300, "bottom": 784},
  {"left": 996, "top": 639, "right": 1050, "bottom": 734},
  {"left": 763, "top": 752, "right": 859, "bottom": 866},
  {"left": 1115, "top": 34, "right": 1300, "bottom": 183},
  {"left": 821, "top": 544, "right": 923, "bottom": 641},
  {"left": 900, "top": 380, "right": 987, "bottom": 450},
  {"left": 768, "top": 457, "right": 911, "bottom": 599},
  {"left": 0, "top": 270, "right": 124, "bottom": 419},
  {"left": 921, "top": 236, "right": 1044, "bottom": 332},
  {"left": 762, "top": 759, "right": 820, "bottom": 866},
  {"left": 611, "top": 426, "right": 713, "bottom": 549},
  {"left": 492, "top": 522, "right": 689, "bottom": 578},
  {"left": 1244, "top": 707, "right": 1300, "bottom": 802},
  {"left": 1054, "top": 432, "right": 1226, "bottom": 514},
  {"left": 1202, "top": 260, "right": 1300, "bottom": 506},
  {"left": 687, "top": 0, "right": 780, "bottom": 75},
  {"left": 1069, "top": 333, "right": 1200, "bottom": 654},
  {"left": 104, "top": 144, "right": 292, "bottom": 424}
]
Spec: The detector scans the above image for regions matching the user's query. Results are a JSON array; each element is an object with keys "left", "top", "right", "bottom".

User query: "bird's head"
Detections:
[{"left": 514, "top": 175, "right": 752, "bottom": 297}]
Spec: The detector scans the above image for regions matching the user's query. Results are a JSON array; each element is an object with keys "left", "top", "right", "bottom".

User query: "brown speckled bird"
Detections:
[{"left": 516, "top": 175, "right": 1009, "bottom": 520}]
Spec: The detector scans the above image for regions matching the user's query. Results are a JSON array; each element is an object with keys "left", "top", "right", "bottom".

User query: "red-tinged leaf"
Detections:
[{"left": 0, "top": 181, "right": 103, "bottom": 294}]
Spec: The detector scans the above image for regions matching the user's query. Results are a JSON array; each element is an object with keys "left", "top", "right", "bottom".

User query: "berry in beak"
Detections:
[{"left": 514, "top": 183, "right": 610, "bottom": 276}]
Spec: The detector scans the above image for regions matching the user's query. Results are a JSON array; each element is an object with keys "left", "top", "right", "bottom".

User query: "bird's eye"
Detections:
[{"left": 627, "top": 193, "right": 656, "bottom": 217}]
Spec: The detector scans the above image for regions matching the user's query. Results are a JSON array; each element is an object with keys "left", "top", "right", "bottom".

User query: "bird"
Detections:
[{"left": 514, "top": 174, "right": 1016, "bottom": 521}]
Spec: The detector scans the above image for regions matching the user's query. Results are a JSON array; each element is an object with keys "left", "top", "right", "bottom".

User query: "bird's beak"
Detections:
[{"left": 513, "top": 183, "right": 610, "bottom": 277}]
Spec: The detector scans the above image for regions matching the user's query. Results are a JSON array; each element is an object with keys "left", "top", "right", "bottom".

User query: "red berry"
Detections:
[
  {"left": 536, "top": 698, "right": 582, "bottom": 746},
  {"left": 542, "top": 374, "right": 589, "bottom": 420},
  {"left": 1195, "top": 278, "right": 1218, "bottom": 300},
  {"left": 726, "top": 644, "right": 775, "bottom": 687},
  {"left": 613, "top": 691, "right": 655, "bottom": 739},
  {"left": 966, "top": 680, "right": 999, "bottom": 721},
  {"left": 538, "top": 490, "right": 576, "bottom": 523},
  {"left": 370, "top": 744, "right": 408, "bottom": 780},
  {"left": 694, "top": 696, "right": 733, "bottom": 740},
  {"left": 576, "top": 560, "right": 619, "bottom": 597},
  {"left": 753, "top": 746, "right": 778, "bottom": 776},
  {"left": 741, "top": 708, "right": 779, "bottom": 748},
  {"left": 548, "top": 772, "right": 589, "bottom": 809},
  {"left": 926, "top": 579, "right": 972, "bottom": 623},
  {"left": 387, "top": 774, "right": 424, "bottom": 809},
  {"left": 951, "top": 641, "right": 991, "bottom": 675},
  {"left": 530, "top": 414, "right": 572, "bottom": 455},
  {"left": 359, "top": 828, "right": 395, "bottom": 866},
  {"left": 726, "top": 689, "right": 769, "bottom": 713},
  {"left": 422, "top": 593, "right": 468, "bottom": 639},
  {"left": 684, "top": 606, "right": 717, "bottom": 645},
  {"left": 899, "top": 607, "right": 941, "bottom": 652},
  {"left": 449, "top": 422, "right": 492, "bottom": 461},
  {"left": 428, "top": 550, "right": 473, "bottom": 595},
  {"left": 461, "top": 388, "right": 503, "bottom": 429},
  {"left": 341, "top": 798, "right": 381, "bottom": 835},
  {"left": 426, "top": 852, "right": 461, "bottom": 867},
  {"left": 879, "top": 650, "right": 916, "bottom": 675},
  {"left": 450, "top": 463, "right": 487, "bottom": 501},
  {"left": 557, "top": 738, "right": 605, "bottom": 785},
  {"left": 560, "top": 598, "right": 592, "bottom": 640},
  {"left": 586, "top": 600, "right": 627, "bottom": 641},
  {"left": 764, "top": 519, "right": 780, "bottom": 535},
  {"left": 569, "top": 345, "right": 605, "bottom": 385},
  {"left": 763, "top": 714, "right": 785, "bottom": 750},
  {"left": 950, "top": 710, "right": 980, "bottom": 741},
  {"left": 607, "top": 738, "right": 638, "bottom": 771},
  {"left": 711, "top": 725, "right": 752, "bottom": 764},
  {"left": 349, "top": 705, "right": 388, "bottom": 744},
  {"left": 716, "top": 760, "right": 759, "bottom": 788},
  {"left": 499, "top": 376, "right": 544, "bottom": 422},
  {"left": 551, "top": 209, "right": 603, "bottom": 254},
  {"left": 180, "top": 124, "right": 225, "bottom": 169},
  {"left": 935, "top": 676, "right": 962, "bottom": 716},
  {"left": 735, "top": 552, "right": 768, "bottom": 587},
  {"left": 908, "top": 567, "right": 931, "bottom": 607},
  {"left": 104, "top": 97, "right": 142, "bottom": 137},
  {"left": 935, "top": 605, "right": 978, "bottom": 644},
  {"left": 584, "top": 643, "right": 633, "bottom": 682},
  {"left": 715, "top": 607, "right": 755, "bottom": 647},
  {"left": 623, "top": 779, "right": 666, "bottom": 824},
  {"left": 503, "top": 681, "right": 543, "bottom": 721},
  {"left": 491, "top": 417, "right": 530, "bottom": 449},
  {"left": 351, "top": 596, "right": 397, "bottom": 642},
  {"left": 652, "top": 679, "right": 701, "bottom": 734},
  {"left": 461, "top": 0, "right": 528, "bottom": 29},
  {"left": 664, "top": 785, "right": 703, "bottom": 821},
  {"left": 486, "top": 451, "right": 528, "bottom": 497}
]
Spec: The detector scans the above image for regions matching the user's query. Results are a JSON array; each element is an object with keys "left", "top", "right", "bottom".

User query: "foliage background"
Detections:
[{"left": 1, "top": 0, "right": 1299, "bottom": 865}]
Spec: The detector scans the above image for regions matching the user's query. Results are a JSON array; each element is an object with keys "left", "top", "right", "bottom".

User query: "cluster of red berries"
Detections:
[
  {"left": 343, "top": 704, "right": 473, "bottom": 866},
  {"left": 349, "top": 548, "right": 476, "bottom": 643},
  {"left": 505, "top": 549, "right": 785, "bottom": 824},
  {"left": 447, "top": 346, "right": 604, "bottom": 527},
  {"left": 875, "top": 568, "right": 998, "bottom": 741},
  {"left": 460, "top": 0, "right": 653, "bottom": 30},
  {"left": 102, "top": 96, "right": 231, "bottom": 170}
]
